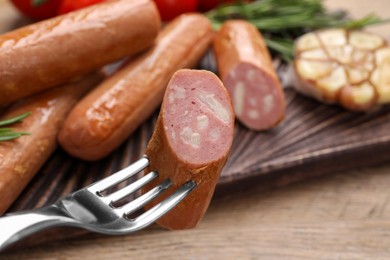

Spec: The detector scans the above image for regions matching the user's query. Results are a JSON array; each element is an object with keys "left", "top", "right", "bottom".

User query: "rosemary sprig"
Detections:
[
  {"left": 207, "top": 0, "right": 388, "bottom": 62},
  {"left": 264, "top": 38, "right": 294, "bottom": 63},
  {"left": 0, "top": 112, "right": 31, "bottom": 142}
]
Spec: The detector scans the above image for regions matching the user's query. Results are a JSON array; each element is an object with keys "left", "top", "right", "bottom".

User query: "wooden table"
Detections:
[{"left": 1, "top": 0, "right": 390, "bottom": 258}]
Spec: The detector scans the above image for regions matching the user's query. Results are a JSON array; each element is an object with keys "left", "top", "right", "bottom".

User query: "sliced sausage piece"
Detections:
[
  {"left": 144, "top": 69, "right": 235, "bottom": 230},
  {"left": 213, "top": 20, "right": 286, "bottom": 130},
  {"left": 0, "top": 0, "right": 160, "bottom": 105},
  {"left": 0, "top": 74, "right": 101, "bottom": 214},
  {"left": 59, "top": 13, "right": 213, "bottom": 161}
]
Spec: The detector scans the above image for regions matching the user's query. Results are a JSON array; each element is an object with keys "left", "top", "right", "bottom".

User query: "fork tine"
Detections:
[
  {"left": 107, "top": 171, "right": 159, "bottom": 204},
  {"left": 89, "top": 157, "right": 149, "bottom": 193},
  {"left": 132, "top": 180, "right": 197, "bottom": 229},
  {"left": 122, "top": 179, "right": 172, "bottom": 215}
]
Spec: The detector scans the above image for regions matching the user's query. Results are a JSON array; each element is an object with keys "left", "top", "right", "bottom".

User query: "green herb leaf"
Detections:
[
  {"left": 0, "top": 133, "right": 30, "bottom": 142},
  {"left": 341, "top": 14, "right": 388, "bottom": 29},
  {"left": 0, "top": 128, "right": 13, "bottom": 133},
  {"left": 0, "top": 112, "right": 31, "bottom": 142},
  {"left": 207, "top": 0, "right": 389, "bottom": 62},
  {"left": 264, "top": 38, "right": 294, "bottom": 62},
  {"left": 0, "top": 112, "right": 31, "bottom": 127}
]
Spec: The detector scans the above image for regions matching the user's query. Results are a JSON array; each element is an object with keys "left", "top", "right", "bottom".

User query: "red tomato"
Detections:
[
  {"left": 154, "top": 0, "right": 198, "bottom": 22},
  {"left": 58, "top": 0, "right": 104, "bottom": 15},
  {"left": 198, "top": 0, "right": 222, "bottom": 12},
  {"left": 10, "top": 0, "right": 62, "bottom": 20},
  {"left": 198, "top": 0, "right": 251, "bottom": 12}
]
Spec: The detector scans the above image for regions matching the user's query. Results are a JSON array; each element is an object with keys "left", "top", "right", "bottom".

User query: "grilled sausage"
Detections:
[
  {"left": 0, "top": 0, "right": 160, "bottom": 105},
  {"left": 213, "top": 20, "right": 286, "bottom": 130},
  {"left": 144, "top": 69, "right": 235, "bottom": 230},
  {"left": 59, "top": 13, "right": 213, "bottom": 161},
  {"left": 0, "top": 74, "right": 101, "bottom": 214}
]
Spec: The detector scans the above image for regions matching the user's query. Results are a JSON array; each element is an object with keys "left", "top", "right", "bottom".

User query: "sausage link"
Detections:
[
  {"left": 213, "top": 20, "right": 286, "bottom": 130},
  {"left": 0, "top": 0, "right": 160, "bottom": 105},
  {"left": 59, "top": 13, "right": 213, "bottom": 161},
  {"left": 144, "top": 69, "right": 235, "bottom": 230},
  {"left": 0, "top": 74, "right": 101, "bottom": 214}
]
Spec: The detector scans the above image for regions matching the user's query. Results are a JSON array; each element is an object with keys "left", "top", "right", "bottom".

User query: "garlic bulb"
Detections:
[{"left": 293, "top": 28, "right": 390, "bottom": 111}]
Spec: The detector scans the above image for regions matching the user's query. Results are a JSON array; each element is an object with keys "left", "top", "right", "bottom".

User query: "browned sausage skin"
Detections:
[
  {"left": 59, "top": 13, "right": 213, "bottom": 161},
  {"left": 0, "top": 0, "right": 160, "bottom": 105},
  {"left": 144, "top": 69, "right": 235, "bottom": 230},
  {"left": 0, "top": 74, "right": 101, "bottom": 214},
  {"left": 213, "top": 20, "right": 286, "bottom": 131}
]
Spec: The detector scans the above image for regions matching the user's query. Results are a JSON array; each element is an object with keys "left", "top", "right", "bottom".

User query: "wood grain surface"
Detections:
[{"left": 1, "top": 0, "right": 390, "bottom": 259}]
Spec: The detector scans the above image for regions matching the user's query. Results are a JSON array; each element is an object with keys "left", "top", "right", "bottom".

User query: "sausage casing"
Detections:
[
  {"left": 0, "top": 74, "right": 101, "bottom": 214},
  {"left": 0, "top": 0, "right": 160, "bottom": 105},
  {"left": 59, "top": 13, "right": 213, "bottom": 161},
  {"left": 144, "top": 69, "right": 235, "bottom": 230}
]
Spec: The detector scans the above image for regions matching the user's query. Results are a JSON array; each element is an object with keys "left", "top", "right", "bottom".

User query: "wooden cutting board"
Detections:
[
  {"left": 1, "top": 0, "right": 390, "bottom": 212},
  {"left": 2, "top": 0, "right": 390, "bottom": 249}
]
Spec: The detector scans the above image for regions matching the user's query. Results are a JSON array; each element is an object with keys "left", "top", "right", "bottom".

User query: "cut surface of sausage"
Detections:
[
  {"left": 144, "top": 69, "right": 234, "bottom": 230},
  {"left": 223, "top": 62, "right": 285, "bottom": 130},
  {"left": 163, "top": 71, "right": 233, "bottom": 165}
]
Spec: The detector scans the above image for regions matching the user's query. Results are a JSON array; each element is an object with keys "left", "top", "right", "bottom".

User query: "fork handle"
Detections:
[{"left": 0, "top": 205, "right": 74, "bottom": 251}]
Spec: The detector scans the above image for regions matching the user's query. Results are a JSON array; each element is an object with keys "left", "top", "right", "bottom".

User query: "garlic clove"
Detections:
[
  {"left": 295, "top": 59, "right": 336, "bottom": 80},
  {"left": 371, "top": 58, "right": 390, "bottom": 104},
  {"left": 300, "top": 48, "right": 329, "bottom": 60},
  {"left": 349, "top": 31, "right": 385, "bottom": 50},
  {"left": 295, "top": 32, "right": 321, "bottom": 52},
  {"left": 375, "top": 47, "right": 390, "bottom": 65},
  {"left": 318, "top": 29, "right": 347, "bottom": 46},
  {"left": 346, "top": 65, "right": 369, "bottom": 85},
  {"left": 317, "top": 66, "right": 347, "bottom": 101},
  {"left": 351, "top": 49, "right": 370, "bottom": 63},
  {"left": 340, "top": 82, "right": 376, "bottom": 110},
  {"left": 326, "top": 45, "right": 353, "bottom": 64}
]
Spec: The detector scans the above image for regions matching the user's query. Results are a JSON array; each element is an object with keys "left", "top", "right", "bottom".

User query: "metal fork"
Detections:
[{"left": 0, "top": 157, "right": 196, "bottom": 251}]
